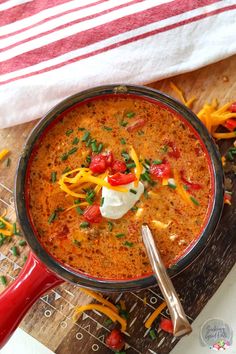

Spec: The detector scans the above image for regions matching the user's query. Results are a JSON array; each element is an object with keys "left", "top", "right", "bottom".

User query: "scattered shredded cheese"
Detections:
[
  {"left": 145, "top": 301, "right": 167, "bottom": 329},
  {"left": 79, "top": 288, "right": 118, "bottom": 313},
  {"left": 0, "top": 149, "right": 9, "bottom": 162},
  {"left": 130, "top": 146, "right": 141, "bottom": 187},
  {"left": 173, "top": 169, "right": 192, "bottom": 206},
  {"left": 162, "top": 178, "right": 169, "bottom": 186},
  {"left": 73, "top": 304, "right": 127, "bottom": 332},
  {"left": 212, "top": 132, "right": 236, "bottom": 140},
  {"left": 0, "top": 215, "right": 13, "bottom": 236},
  {"left": 221, "top": 156, "right": 226, "bottom": 166},
  {"left": 170, "top": 82, "right": 196, "bottom": 108}
]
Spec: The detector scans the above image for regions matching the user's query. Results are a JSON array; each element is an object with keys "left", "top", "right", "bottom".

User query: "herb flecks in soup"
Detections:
[{"left": 28, "top": 97, "right": 212, "bottom": 279}]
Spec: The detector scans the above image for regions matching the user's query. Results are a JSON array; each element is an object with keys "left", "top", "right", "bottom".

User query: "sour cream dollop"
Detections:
[{"left": 100, "top": 181, "right": 144, "bottom": 219}]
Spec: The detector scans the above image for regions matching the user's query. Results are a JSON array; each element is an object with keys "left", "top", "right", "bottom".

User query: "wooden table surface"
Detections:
[{"left": 0, "top": 55, "right": 236, "bottom": 354}]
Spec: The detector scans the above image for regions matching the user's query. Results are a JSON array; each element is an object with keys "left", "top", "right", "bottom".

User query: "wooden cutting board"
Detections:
[{"left": 0, "top": 55, "right": 236, "bottom": 354}]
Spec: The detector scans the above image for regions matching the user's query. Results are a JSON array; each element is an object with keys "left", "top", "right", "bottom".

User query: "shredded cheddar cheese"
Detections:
[
  {"left": 79, "top": 288, "right": 118, "bottom": 313},
  {"left": 73, "top": 304, "right": 127, "bottom": 332},
  {"left": 151, "top": 220, "right": 171, "bottom": 229},
  {"left": 173, "top": 169, "right": 192, "bottom": 206},
  {"left": 0, "top": 214, "right": 13, "bottom": 236},
  {"left": 170, "top": 82, "right": 196, "bottom": 108},
  {"left": 0, "top": 149, "right": 9, "bottom": 162},
  {"left": 145, "top": 301, "right": 167, "bottom": 328},
  {"left": 130, "top": 146, "right": 141, "bottom": 187},
  {"left": 212, "top": 132, "right": 236, "bottom": 140}
]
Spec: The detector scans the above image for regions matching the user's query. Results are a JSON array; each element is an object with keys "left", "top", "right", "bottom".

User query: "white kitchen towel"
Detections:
[{"left": 0, "top": 0, "right": 236, "bottom": 128}]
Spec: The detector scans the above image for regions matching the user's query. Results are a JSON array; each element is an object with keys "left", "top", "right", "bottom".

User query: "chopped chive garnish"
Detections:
[
  {"left": 119, "top": 308, "right": 129, "bottom": 320},
  {"left": 138, "top": 130, "right": 144, "bottom": 136},
  {"left": 86, "top": 155, "right": 91, "bottom": 163},
  {"left": 119, "top": 120, "right": 128, "bottom": 127},
  {"left": 80, "top": 222, "right": 90, "bottom": 228},
  {"left": 86, "top": 138, "right": 92, "bottom": 147},
  {"left": 13, "top": 223, "right": 17, "bottom": 235},
  {"left": 153, "top": 159, "right": 162, "bottom": 165},
  {"left": 0, "top": 275, "right": 7, "bottom": 286},
  {"left": 62, "top": 166, "right": 71, "bottom": 174},
  {"left": 74, "top": 199, "right": 80, "bottom": 204},
  {"left": 141, "top": 172, "right": 152, "bottom": 182},
  {"left": 121, "top": 151, "right": 130, "bottom": 162},
  {"left": 11, "top": 246, "right": 18, "bottom": 257},
  {"left": 183, "top": 184, "right": 188, "bottom": 190},
  {"left": 149, "top": 329, "right": 156, "bottom": 340},
  {"left": 168, "top": 183, "right": 176, "bottom": 189},
  {"left": 144, "top": 159, "right": 151, "bottom": 166},
  {"left": 161, "top": 145, "right": 168, "bottom": 153},
  {"left": 124, "top": 241, "right": 134, "bottom": 247},
  {"left": 51, "top": 171, "right": 57, "bottom": 183},
  {"left": 78, "top": 127, "right": 85, "bottom": 131},
  {"left": 91, "top": 141, "right": 98, "bottom": 152},
  {"left": 73, "top": 239, "right": 81, "bottom": 247},
  {"left": 190, "top": 196, "right": 200, "bottom": 206},
  {"left": 76, "top": 207, "right": 84, "bottom": 215},
  {"left": 129, "top": 189, "right": 137, "bottom": 194},
  {"left": 126, "top": 111, "right": 135, "bottom": 118},
  {"left": 116, "top": 233, "right": 125, "bottom": 238},
  {"left": 0, "top": 234, "right": 6, "bottom": 246},
  {"left": 85, "top": 190, "right": 95, "bottom": 205},
  {"left": 104, "top": 318, "right": 113, "bottom": 325},
  {"left": 97, "top": 143, "right": 103, "bottom": 153},
  {"left": 72, "top": 137, "right": 79, "bottom": 145},
  {"left": 66, "top": 129, "right": 73, "bottom": 136},
  {"left": 131, "top": 206, "right": 138, "bottom": 211},
  {"left": 6, "top": 158, "right": 11, "bottom": 167},
  {"left": 103, "top": 126, "right": 112, "bottom": 131},
  {"left": 108, "top": 221, "right": 113, "bottom": 232},
  {"left": 120, "top": 138, "right": 126, "bottom": 145},
  {"left": 61, "top": 153, "right": 68, "bottom": 161},
  {"left": 100, "top": 197, "right": 104, "bottom": 207},
  {"left": 68, "top": 147, "right": 78, "bottom": 155},
  {"left": 144, "top": 189, "right": 149, "bottom": 198},
  {"left": 126, "top": 162, "right": 136, "bottom": 169},
  {"left": 19, "top": 240, "right": 27, "bottom": 247},
  {"left": 48, "top": 211, "right": 57, "bottom": 224},
  {"left": 82, "top": 131, "right": 90, "bottom": 142},
  {"left": 23, "top": 255, "right": 28, "bottom": 263},
  {"left": 226, "top": 151, "right": 234, "bottom": 161},
  {"left": 0, "top": 221, "right": 6, "bottom": 229}
]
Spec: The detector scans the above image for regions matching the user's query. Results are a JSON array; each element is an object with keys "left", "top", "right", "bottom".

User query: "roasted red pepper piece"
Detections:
[
  {"left": 180, "top": 170, "right": 201, "bottom": 190},
  {"left": 127, "top": 118, "right": 146, "bottom": 132},
  {"left": 159, "top": 317, "right": 174, "bottom": 334},
  {"left": 150, "top": 161, "right": 171, "bottom": 179},
  {"left": 166, "top": 141, "right": 180, "bottom": 159},
  {"left": 105, "top": 329, "right": 125, "bottom": 351},
  {"left": 229, "top": 102, "right": 236, "bottom": 113},
  {"left": 111, "top": 160, "right": 127, "bottom": 173},
  {"left": 83, "top": 205, "right": 102, "bottom": 223},
  {"left": 108, "top": 172, "right": 136, "bottom": 186},
  {"left": 224, "top": 118, "right": 236, "bottom": 132}
]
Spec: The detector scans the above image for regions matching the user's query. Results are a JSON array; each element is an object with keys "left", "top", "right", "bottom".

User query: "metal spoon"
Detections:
[{"left": 141, "top": 224, "right": 192, "bottom": 337}]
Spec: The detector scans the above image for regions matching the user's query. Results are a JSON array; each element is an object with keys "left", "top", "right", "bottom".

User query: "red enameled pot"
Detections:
[{"left": 0, "top": 85, "right": 224, "bottom": 348}]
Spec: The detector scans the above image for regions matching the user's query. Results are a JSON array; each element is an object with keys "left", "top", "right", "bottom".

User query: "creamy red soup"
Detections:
[{"left": 27, "top": 96, "right": 212, "bottom": 279}]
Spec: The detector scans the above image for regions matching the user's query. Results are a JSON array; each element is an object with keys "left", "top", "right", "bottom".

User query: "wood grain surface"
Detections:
[{"left": 0, "top": 55, "right": 236, "bottom": 354}]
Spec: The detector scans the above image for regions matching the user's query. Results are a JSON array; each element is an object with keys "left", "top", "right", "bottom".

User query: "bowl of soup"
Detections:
[{"left": 15, "top": 84, "right": 224, "bottom": 291}]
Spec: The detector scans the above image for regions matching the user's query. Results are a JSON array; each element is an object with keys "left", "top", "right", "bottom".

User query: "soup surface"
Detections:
[{"left": 27, "top": 96, "right": 212, "bottom": 279}]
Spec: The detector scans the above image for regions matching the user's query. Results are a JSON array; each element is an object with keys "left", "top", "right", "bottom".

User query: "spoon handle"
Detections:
[{"left": 142, "top": 224, "right": 192, "bottom": 337}]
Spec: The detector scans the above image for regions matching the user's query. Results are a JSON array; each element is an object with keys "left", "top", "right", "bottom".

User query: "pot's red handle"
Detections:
[{"left": 0, "top": 252, "right": 64, "bottom": 349}]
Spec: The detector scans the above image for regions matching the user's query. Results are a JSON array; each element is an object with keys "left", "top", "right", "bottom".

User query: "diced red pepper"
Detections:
[
  {"left": 127, "top": 118, "right": 146, "bottom": 132},
  {"left": 165, "top": 141, "right": 180, "bottom": 159},
  {"left": 229, "top": 102, "right": 236, "bottom": 113},
  {"left": 89, "top": 152, "right": 113, "bottom": 173},
  {"left": 224, "top": 192, "right": 232, "bottom": 205},
  {"left": 194, "top": 147, "right": 202, "bottom": 157},
  {"left": 150, "top": 161, "right": 171, "bottom": 179},
  {"left": 83, "top": 205, "right": 102, "bottom": 223},
  {"left": 224, "top": 118, "right": 236, "bottom": 132},
  {"left": 180, "top": 170, "right": 202, "bottom": 190},
  {"left": 105, "top": 329, "right": 125, "bottom": 351},
  {"left": 159, "top": 317, "right": 174, "bottom": 334},
  {"left": 108, "top": 172, "right": 136, "bottom": 186},
  {"left": 111, "top": 160, "right": 127, "bottom": 173}
]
